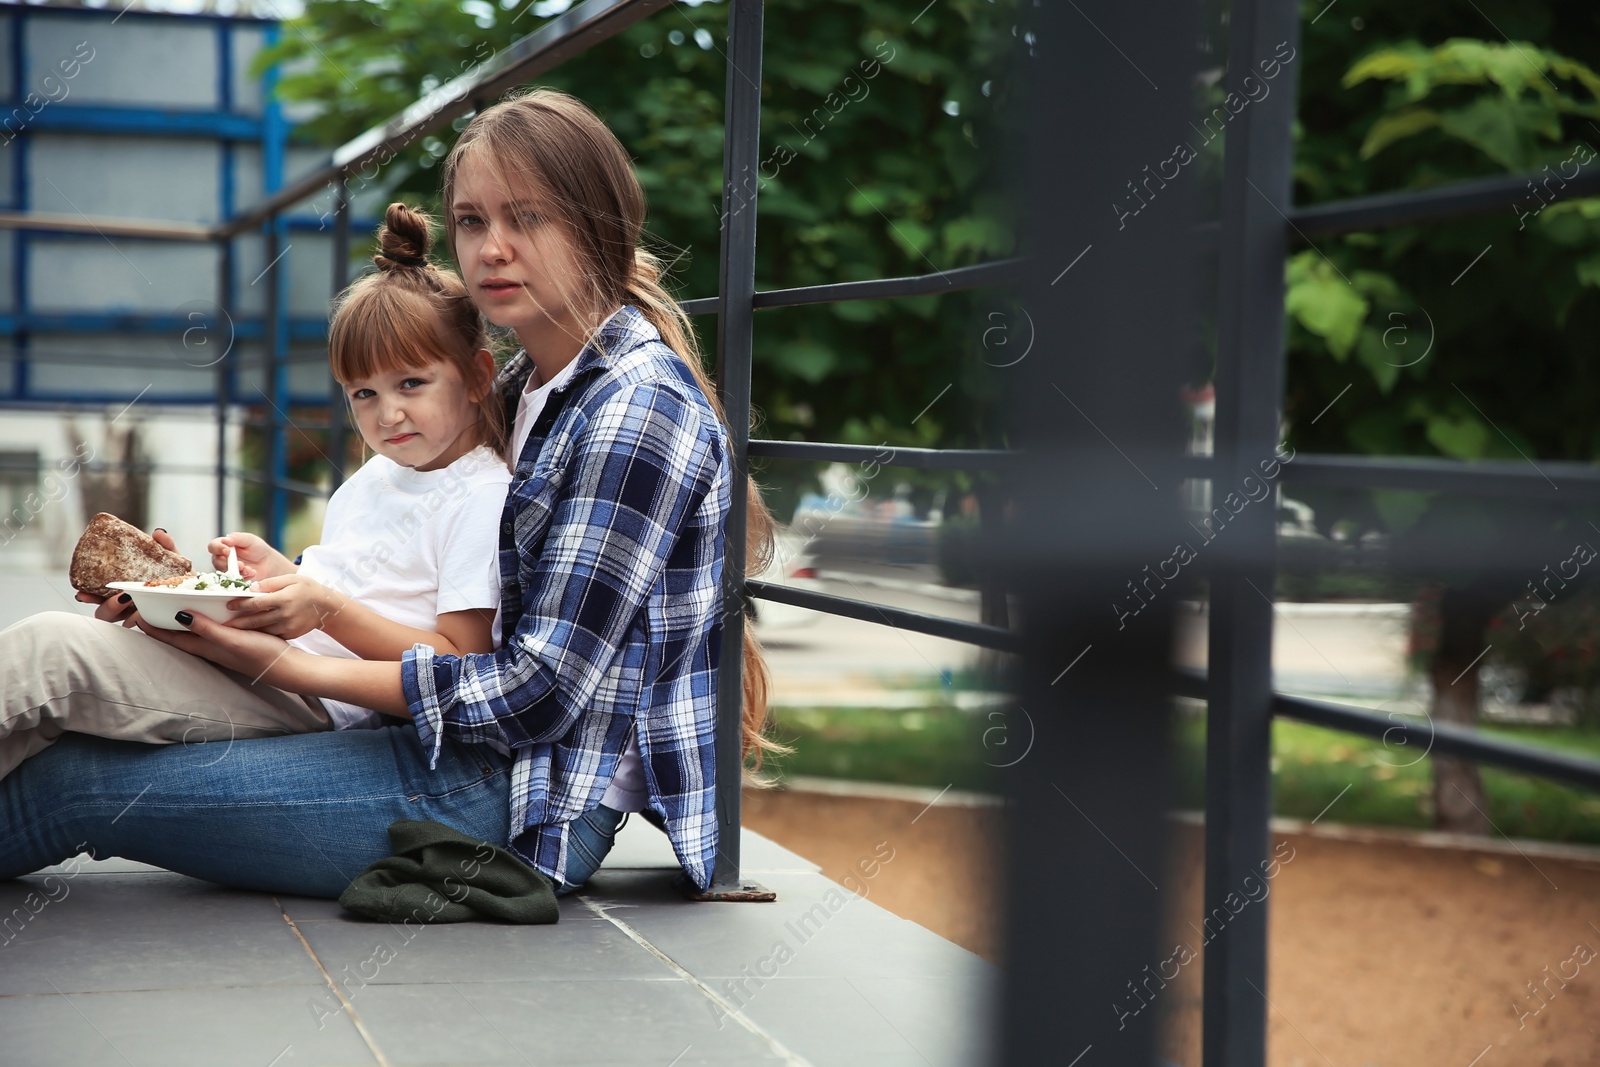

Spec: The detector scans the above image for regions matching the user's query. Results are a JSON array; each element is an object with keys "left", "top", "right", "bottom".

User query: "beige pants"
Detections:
[{"left": 0, "top": 611, "right": 332, "bottom": 780}]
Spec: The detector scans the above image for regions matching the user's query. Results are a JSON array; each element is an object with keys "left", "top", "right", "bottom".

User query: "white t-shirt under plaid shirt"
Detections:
[{"left": 505, "top": 350, "right": 648, "bottom": 814}]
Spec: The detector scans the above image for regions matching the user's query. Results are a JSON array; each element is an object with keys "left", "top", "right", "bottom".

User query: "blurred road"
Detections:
[
  {"left": 755, "top": 572, "right": 993, "bottom": 707},
  {"left": 0, "top": 569, "right": 91, "bottom": 630},
  {"left": 756, "top": 567, "right": 1414, "bottom": 707}
]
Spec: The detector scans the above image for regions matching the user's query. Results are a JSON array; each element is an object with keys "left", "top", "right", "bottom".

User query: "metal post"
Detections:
[
  {"left": 215, "top": 239, "right": 235, "bottom": 534},
  {"left": 329, "top": 179, "right": 351, "bottom": 490},
  {"left": 263, "top": 223, "right": 288, "bottom": 546},
  {"left": 9, "top": 17, "right": 26, "bottom": 405},
  {"left": 261, "top": 25, "right": 288, "bottom": 547},
  {"left": 999, "top": 1, "right": 1196, "bottom": 1062},
  {"left": 696, "top": 0, "right": 768, "bottom": 900},
  {"left": 1202, "top": 1, "right": 1301, "bottom": 1064}
]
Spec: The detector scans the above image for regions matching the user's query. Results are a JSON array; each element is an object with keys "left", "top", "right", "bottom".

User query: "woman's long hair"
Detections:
[{"left": 441, "top": 88, "right": 785, "bottom": 770}]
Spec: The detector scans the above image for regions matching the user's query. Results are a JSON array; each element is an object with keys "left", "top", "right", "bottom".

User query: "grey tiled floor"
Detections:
[{"left": 1, "top": 819, "right": 996, "bottom": 1066}]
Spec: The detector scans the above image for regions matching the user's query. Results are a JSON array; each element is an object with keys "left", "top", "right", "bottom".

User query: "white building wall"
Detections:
[
  {"left": 30, "top": 240, "right": 222, "bottom": 316},
  {"left": 31, "top": 134, "right": 223, "bottom": 224},
  {"left": 141, "top": 409, "right": 244, "bottom": 564},
  {"left": 231, "top": 24, "right": 268, "bottom": 116},
  {"left": 30, "top": 16, "right": 217, "bottom": 110},
  {"left": 0, "top": 17, "right": 13, "bottom": 95},
  {"left": 0, "top": 232, "right": 13, "bottom": 313},
  {"left": 0, "top": 8, "right": 369, "bottom": 578},
  {"left": 0, "top": 408, "right": 242, "bottom": 576},
  {"left": 26, "top": 334, "right": 218, "bottom": 402}
]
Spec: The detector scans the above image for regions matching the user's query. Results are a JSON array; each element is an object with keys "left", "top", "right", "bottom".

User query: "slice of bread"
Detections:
[{"left": 69, "top": 513, "right": 193, "bottom": 599}]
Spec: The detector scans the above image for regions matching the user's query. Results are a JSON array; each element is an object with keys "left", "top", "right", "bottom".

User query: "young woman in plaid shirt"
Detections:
[{"left": 1, "top": 89, "right": 781, "bottom": 897}]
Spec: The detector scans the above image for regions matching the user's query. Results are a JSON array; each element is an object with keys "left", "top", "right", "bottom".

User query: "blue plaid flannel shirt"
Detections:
[{"left": 400, "top": 305, "right": 730, "bottom": 890}]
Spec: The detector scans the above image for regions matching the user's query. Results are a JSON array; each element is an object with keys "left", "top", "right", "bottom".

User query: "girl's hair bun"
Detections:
[{"left": 374, "top": 202, "right": 434, "bottom": 272}]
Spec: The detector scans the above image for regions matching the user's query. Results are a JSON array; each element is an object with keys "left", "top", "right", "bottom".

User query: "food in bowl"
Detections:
[
  {"left": 107, "top": 574, "right": 261, "bottom": 632},
  {"left": 142, "top": 572, "right": 254, "bottom": 592}
]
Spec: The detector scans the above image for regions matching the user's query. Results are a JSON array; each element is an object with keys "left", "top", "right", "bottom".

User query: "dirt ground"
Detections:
[{"left": 742, "top": 787, "right": 1600, "bottom": 1067}]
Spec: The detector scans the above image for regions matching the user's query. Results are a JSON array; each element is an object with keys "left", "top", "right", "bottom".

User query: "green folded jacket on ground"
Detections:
[{"left": 339, "top": 819, "right": 559, "bottom": 924}]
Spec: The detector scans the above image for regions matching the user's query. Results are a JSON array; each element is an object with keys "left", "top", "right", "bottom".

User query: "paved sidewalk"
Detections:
[
  {"left": 1, "top": 820, "right": 994, "bottom": 1066},
  {"left": 0, "top": 573, "right": 995, "bottom": 1064}
]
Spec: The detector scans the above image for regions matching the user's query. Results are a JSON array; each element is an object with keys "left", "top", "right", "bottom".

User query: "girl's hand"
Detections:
[
  {"left": 137, "top": 611, "right": 304, "bottom": 688},
  {"left": 225, "top": 574, "right": 342, "bottom": 640},
  {"left": 208, "top": 532, "right": 294, "bottom": 581}
]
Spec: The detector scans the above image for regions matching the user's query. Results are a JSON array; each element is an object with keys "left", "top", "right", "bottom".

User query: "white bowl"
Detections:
[{"left": 107, "top": 581, "right": 261, "bottom": 632}]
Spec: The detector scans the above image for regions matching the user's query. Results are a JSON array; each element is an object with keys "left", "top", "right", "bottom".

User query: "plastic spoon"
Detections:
[{"left": 226, "top": 545, "right": 241, "bottom": 581}]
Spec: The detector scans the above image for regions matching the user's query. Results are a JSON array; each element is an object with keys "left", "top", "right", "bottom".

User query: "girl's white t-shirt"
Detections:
[
  {"left": 507, "top": 355, "right": 648, "bottom": 813},
  {"left": 290, "top": 445, "right": 512, "bottom": 729}
]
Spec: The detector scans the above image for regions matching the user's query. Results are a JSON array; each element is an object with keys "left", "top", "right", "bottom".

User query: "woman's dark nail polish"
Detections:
[
  {"left": 117, "top": 593, "right": 132, "bottom": 604},
  {"left": 175, "top": 611, "right": 193, "bottom": 626}
]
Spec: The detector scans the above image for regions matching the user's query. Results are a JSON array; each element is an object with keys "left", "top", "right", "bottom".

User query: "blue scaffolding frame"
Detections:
[{"left": 0, "top": 5, "right": 377, "bottom": 543}]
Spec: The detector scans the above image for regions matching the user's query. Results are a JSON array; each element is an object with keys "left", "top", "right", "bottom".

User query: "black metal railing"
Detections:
[
  {"left": 2, "top": 3, "right": 1599, "bottom": 1065},
  {"left": 1190, "top": 3, "right": 1600, "bottom": 1063}
]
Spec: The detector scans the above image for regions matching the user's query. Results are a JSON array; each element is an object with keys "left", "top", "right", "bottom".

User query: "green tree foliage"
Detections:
[
  {"left": 1284, "top": 2, "right": 1600, "bottom": 831},
  {"left": 257, "top": 0, "right": 1026, "bottom": 512},
  {"left": 1284, "top": 6, "right": 1600, "bottom": 628},
  {"left": 1287, "top": 4, "right": 1600, "bottom": 484}
]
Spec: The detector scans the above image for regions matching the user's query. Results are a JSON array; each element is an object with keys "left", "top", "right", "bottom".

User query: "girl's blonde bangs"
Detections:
[{"left": 329, "top": 285, "right": 456, "bottom": 384}]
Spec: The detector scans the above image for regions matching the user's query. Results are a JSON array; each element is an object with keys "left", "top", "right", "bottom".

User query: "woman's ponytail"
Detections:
[{"left": 625, "top": 249, "right": 787, "bottom": 773}]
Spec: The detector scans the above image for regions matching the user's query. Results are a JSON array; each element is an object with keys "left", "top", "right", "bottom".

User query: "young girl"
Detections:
[
  {"left": 0, "top": 203, "right": 511, "bottom": 777},
  {"left": 0, "top": 88, "right": 777, "bottom": 898}
]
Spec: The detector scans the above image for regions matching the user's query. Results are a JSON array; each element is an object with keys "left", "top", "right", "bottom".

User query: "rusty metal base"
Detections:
[{"left": 673, "top": 871, "right": 777, "bottom": 902}]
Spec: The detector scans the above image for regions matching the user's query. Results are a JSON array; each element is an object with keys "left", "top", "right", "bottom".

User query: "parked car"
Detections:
[{"left": 748, "top": 535, "right": 825, "bottom": 630}]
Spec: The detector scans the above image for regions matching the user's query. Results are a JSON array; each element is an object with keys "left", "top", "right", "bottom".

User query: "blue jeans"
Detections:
[
  {"left": 0, "top": 726, "right": 618, "bottom": 898},
  {"left": 559, "top": 802, "right": 625, "bottom": 895}
]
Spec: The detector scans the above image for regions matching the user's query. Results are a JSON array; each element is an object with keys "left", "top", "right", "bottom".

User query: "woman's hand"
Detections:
[
  {"left": 225, "top": 574, "right": 342, "bottom": 640},
  {"left": 136, "top": 611, "right": 306, "bottom": 689},
  {"left": 73, "top": 528, "right": 176, "bottom": 628},
  {"left": 143, "top": 613, "right": 409, "bottom": 716},
  {"left": 208, "top": 532, "right": 295, "bottom": 581}
]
